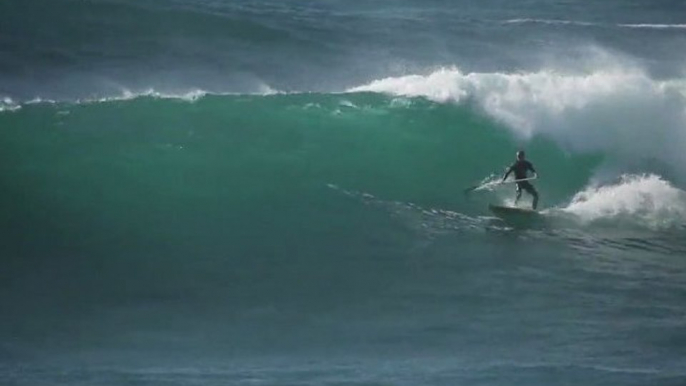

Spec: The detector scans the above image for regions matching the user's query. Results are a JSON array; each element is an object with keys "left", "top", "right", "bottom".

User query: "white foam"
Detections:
[
  {"left": 91, "top": 83, "right": 282, "bottom": 102},
  {"left": 1, "top": 90, "right": 216, "bottom": 111},
  {"left": 0, "top": 97, "right": 21, "bottom": 112},
  {"left": 619, "top": 23, "right": 686, "bottom": 30},
  {"left": 92, "top": 88, "right": 210, "bottom": 103},
  {"left": 3, "top": 83, "right": 282, "bottom": 109},
  {"left": 348, "top": 63, "right": 686, "bottom": 175},
  {"left": 504, "top": 18, "right": 596, "bottom": 27},
  {"left": 562, "top": 174, "right": 686, "bottom": 228},
  {"left": 505, "top": 18, "right": 686, "bottom": 30},
  {"left": 0, "top": 79, "right": 287, "bottom": 116}
]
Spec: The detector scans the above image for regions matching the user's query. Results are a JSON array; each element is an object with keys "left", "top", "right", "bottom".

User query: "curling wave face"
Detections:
[{"left": 350, "top": 65, "right": 686, "bottom": 179}]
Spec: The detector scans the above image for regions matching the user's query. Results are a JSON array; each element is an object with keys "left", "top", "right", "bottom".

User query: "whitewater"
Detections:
[{"left": 2, "top": 1, "right": 686, "bottom": 386}]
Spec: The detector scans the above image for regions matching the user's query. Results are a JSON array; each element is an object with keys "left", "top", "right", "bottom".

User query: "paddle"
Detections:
[{"left": 464, "top": 176, "right": 537, "bottom": 193}]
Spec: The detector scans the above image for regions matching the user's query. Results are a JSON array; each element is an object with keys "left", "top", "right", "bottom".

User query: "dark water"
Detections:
[{"left": 2, "top": 1, "right": 686, "bottom": 385}]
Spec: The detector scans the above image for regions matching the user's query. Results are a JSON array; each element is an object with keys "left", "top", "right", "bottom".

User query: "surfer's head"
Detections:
[{"left": 516, "top": 150, "right": 525, "bottom": 160}]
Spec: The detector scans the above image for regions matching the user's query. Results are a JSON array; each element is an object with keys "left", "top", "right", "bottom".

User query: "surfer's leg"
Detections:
[
  {"left": 515, "top": 184, "right": 522, "bottom": 205},
  {"left": 528, "top": 186, "right": 539, "bottom": 210}
]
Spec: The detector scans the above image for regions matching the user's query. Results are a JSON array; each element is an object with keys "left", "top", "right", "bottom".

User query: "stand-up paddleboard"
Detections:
[
  {"left": 488, "top": 204, "right": 538, "bottom": 216},
  {"left": 488, "top": 204, "right": 544, "bottom": 228}
]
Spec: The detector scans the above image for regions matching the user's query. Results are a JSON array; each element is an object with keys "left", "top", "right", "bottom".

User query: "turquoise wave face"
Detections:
[
  {"left": 0, "top": 92, "right": 600, "bottom": 222},
  {"left": 2, "top": 92, "right": 686, "bottom": 386},
  {"left": 5, "top": 93, "right": 686, "bottom": 314},
  {"left": 0, "top": 92, "right": 599, "bottom": 301}
]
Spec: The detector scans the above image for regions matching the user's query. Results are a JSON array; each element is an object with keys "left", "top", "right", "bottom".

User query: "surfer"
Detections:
[{"left": 502, "top": 150, "right": 539, "bottom": 209}]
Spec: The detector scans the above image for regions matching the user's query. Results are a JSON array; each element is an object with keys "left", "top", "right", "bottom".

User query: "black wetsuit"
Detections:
[
  {"left": 504, "top": 160, "right": 539, "bottom": 209},
  {"left": 507, "top": 160, "right": 535, "bottom": 181}
]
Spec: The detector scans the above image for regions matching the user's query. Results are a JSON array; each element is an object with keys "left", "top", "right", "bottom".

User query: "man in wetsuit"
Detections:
[{"left": 502, "top": 150, "right": 539, "bottom": 209}]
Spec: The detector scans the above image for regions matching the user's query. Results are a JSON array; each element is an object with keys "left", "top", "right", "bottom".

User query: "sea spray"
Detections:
[
  {"left": 350, "top": 66, "right": 686, "bottom": 179},
  {"left": 562, "top": 174, "right": 686, "bottom": 229}
]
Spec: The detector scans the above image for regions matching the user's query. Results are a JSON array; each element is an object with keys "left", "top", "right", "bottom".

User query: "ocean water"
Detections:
[{"left": 2, "top": 1, "right": 686, "bottom": 385}]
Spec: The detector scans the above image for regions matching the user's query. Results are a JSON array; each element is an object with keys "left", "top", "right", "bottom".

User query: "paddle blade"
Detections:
[
  {"left": 463, "top": 185, "right": 481, "bottom": 194},
  {"left": 464, "top": 180, "right": 502, "bottom": 194}
]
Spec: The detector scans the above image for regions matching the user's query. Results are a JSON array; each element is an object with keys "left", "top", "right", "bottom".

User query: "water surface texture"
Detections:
[{"left": 2, "top": 1, "right": 686, "bottom": 385}]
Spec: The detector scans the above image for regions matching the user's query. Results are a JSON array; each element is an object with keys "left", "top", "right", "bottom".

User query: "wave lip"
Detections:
[
  {"left": 504, "top": 18, "right": 596, "bottom": 27},
  {"left": 618, "top": 23, "right": 686, "bottom": 30},
  {"left": 349, "top": 65, "right": 686, "bottom": 179},
  {"left": 0, "top": 84, "right": 283, "bottom": 110},
  {"left": 101, "top": 84, "right": 280, "bottom": 102},
  {"left": 0, "top": 97, "right": 20, "bottom": 112},
  {"left": 561, "top": 174, "right": 686, "bottom": 229},
  {"left": 504, "top": 18, "right": 686, "bottom": 30}
]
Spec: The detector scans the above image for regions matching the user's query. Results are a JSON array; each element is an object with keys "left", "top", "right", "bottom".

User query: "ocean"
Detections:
[{"left": 2, "top": 1, "right": 686, "bottom": 385}]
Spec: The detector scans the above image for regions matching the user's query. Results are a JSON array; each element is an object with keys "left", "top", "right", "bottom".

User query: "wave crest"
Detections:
[
  {"left": 349, "top": 66, "right": 686, "bottom": 178},
  {"left": 505, "top": 18, "right": 686, "bottom": 30},
  {"left": 0, "top": 97, "right": 20, "bottom": 112}
]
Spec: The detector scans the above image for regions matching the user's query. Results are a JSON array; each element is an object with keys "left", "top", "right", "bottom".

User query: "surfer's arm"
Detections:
[
  {"left": 529, "top": 163, "right": 538, "bottom": 178},
  {"left": 502, "top": 166, "right": 513, "bottom": 182}
]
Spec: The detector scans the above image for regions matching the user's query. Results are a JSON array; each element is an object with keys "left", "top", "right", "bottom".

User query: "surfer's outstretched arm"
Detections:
[{"left": 502, "top": 166, "right": 513, "bottom": 182}]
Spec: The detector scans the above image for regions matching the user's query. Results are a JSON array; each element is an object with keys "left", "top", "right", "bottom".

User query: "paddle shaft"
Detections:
[
  {"left": 500, "top": 176, "right": 537, "bottom": 184},
  {"left": 464, "top": 175, "right": 537, "bottom": 193}
]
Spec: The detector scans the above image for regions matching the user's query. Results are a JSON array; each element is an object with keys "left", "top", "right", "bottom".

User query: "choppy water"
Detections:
[{"left": 2, "top": 1, "right": 686, "bottom": 385}]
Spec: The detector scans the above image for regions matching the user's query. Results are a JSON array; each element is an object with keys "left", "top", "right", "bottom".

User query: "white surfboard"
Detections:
[{"left": 489, "top": 204, "right": 538, "bottom": 216}]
